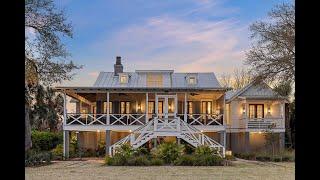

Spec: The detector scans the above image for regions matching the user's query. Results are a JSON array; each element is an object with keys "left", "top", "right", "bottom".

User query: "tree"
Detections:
[
  {"left": 245, "top": 3, "right": 295, "bottom": 86},
  {"left": 30, "top": 85, "right": 64, "bottom": 132},
  {"left": 264, "top": 124, "right": 278, "bottom": 157},
  {"left": 218, "top": 68, "right": 253, "bottom": 90},
  {"left": 25, "top": 0, "right": 81, "bottom": 151}
]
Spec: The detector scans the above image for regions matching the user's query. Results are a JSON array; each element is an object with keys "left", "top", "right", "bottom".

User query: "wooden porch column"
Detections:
[
  {"left": 63, "top": 91, "right": 67, "bottom": 126},
  {"left": 184, "top": 93, "right": 187, "bottom": 122},
  {"left": 223, "top": 94, "right": 226, "bottom": 125},
  {"left": 145, "top": 93, "right": 148, "bottom": 123},
  {"left": 155, "top": 93, "right": 158, "bottom": 117},
  {"left": 63, "top": 130, "right": 69, "bottom": 159},
  {"left": 107, "top": 92, "right": 110, "bottom": 125}
]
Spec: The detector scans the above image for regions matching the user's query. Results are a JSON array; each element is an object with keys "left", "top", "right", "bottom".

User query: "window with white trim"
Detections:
[
  {"left": 119, "top": 74, "right": 128, "bottom": 84},
  {"left": 187, "top": 76, "right": 197, "bottom": 85}
]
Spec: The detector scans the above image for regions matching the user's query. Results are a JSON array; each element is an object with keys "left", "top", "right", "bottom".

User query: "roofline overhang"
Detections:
[
  {"left": 53, "top": 86, "right": 229, "bottom": 93},
  {"left": 226, "top": 96, "right": 288, "bottom": 103}
]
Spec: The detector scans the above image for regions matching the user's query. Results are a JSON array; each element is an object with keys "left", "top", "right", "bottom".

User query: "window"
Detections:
[
  {"left": 249, "top": 104, "right": 264, "bottom": 119},
  {"left": 103, "top": 102, "right": 112, "bottom": 113},
  {"left": 201, "top": 101, "right": 212, "bottom": 114},
  {"left": 188, "top": 76, "right": 196, "bottom": 84},
  {"left": 187, "top": 101, "right": 193, "bottom": 114},
  {"left": 119, "top": 74, "right": 128, "bottom": 84},
  {"left": 158, "top": 101, "right": 163, "bottom": 114},
  {"left": 120, "top": 101, "right": 130, "bottom": 114},
  {"left": 147, "top": 73, "right": 163, "bottom": 87},
  {"left": 148, "top": 101, "right": 155, "bottom": 114}
]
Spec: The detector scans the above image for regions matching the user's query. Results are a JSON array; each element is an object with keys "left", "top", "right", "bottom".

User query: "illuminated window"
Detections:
[
  {"left": 158, "top": 101, "right": 163, "bottom": 114},
  {"left": 147, "top": 73, "right": 163, "bottom": 87},
  {"left": 187, "top": 101, "right": 193, "bottom": 114},
  {"left": 120, "top": 101, "right": 130, "bottom": 114},
  {"left": 201, "top": 101, "right": 212, "bottom": 114},
  {"left": 249, "top": 104, "right": 264, "bottom": 119},
  {"left": 103, "top": 102, "right": 112, "bottom": 113},
  {"left": 119, "top": 74, "right": 128, "bottom": 84},
  {"left": 148, "top": 101, "right": 155, "bottom": 114}
]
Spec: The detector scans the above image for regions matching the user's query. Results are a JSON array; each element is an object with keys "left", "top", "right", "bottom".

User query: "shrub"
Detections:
[
  {"left": 106, "top": 154, "right": 127, "bottom": 166},
  {"left": 195, "top": 145, "right": 214, "bottom": 156},
  {"left": 234, "top": 152, "right": 256, "bottom": 160},
  {"left": 184, "top": 143, "right": 195, "bottom": 154},
  {"left": 51, "top": 144, "right": 63, "bottom": 160},
  {"left": 174, "top": 155, "right": 196, "bottom": 166},
  {"left": 152, "top": 142, "right": 185, "bottom": 164},
  {"left": 127, "top": 156, "right": 150, "bottom": 166},
  {"left": 115, "top": 144, "right": 134, "bottom": 158},
  {"left": 25, "top": 150, "right": 52, "bottom": 166},
  {"left": 194, "top": 154, "right": 224, "bottom": 166},
  {"left": 133, "top": 147, "right": 150, "bottom": 157},
  {"left": 150, "top": 158, "right": 165, "bottom": 166},
  {"left": 273, "top": 156, "right": 282, "bottom": 162},
  {"left": 31, "top": 130, "right": 63, "bottom": 151},
  {"left": 95, "top": 141, "right": 106, "bottom": 157}
]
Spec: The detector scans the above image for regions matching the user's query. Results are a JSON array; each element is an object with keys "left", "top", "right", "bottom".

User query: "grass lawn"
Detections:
[{"left": 25, "top": 158, "right": 294, "bottom": 180}]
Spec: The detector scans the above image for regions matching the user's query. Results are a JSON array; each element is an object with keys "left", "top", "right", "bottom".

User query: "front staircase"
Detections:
[{"left": 109, "top": 117, "right": 225, "bottom": 157}]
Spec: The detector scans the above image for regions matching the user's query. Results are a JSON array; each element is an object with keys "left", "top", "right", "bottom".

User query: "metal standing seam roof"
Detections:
[{"left": 93, "top": 72, "right": 222, "bottom": 89}]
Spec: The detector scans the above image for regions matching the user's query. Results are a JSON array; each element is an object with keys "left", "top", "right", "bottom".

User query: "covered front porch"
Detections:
[{"left": 59, "top": 88, "right": 226, "bottom": 131}]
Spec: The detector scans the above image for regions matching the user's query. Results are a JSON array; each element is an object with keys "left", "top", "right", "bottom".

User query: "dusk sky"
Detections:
[{"left": 54, "top": 0, "right": 291, "bottom": 86}]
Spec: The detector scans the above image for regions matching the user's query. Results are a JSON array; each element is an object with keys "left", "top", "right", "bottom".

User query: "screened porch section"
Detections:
[{"left": 65, "top": 91, "right": 225, "bottom": 127}]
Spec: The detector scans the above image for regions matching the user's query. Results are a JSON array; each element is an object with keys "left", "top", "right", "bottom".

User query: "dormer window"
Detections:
[
  {"left": 119, "top": 73, "right": 128, "bottom": 84},
  {"left": 187, "top": 76, "right": 197, "bottom": 85}
]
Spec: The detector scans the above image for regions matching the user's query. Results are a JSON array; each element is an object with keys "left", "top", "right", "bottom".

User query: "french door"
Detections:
[{"left": 155, "top": 94, "right": 177, "bottom": 119}]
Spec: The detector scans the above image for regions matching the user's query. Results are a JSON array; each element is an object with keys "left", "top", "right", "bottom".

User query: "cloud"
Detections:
[
  {"left": 92, "top": 15, "right": 249, "bottom": 75},
  {"left": 88, "top": 71, "right": 99, "bottom": 77}
]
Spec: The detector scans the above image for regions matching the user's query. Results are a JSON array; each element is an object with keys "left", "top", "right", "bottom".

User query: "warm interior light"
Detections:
[
  {"left": 129, "top": 130, "right": 132, "bottom": 133},
  {"left": 258, "top": 131, "right": 262, "bottom": 134},
  {"left": 97, "top": 130, "right": 100, "bottom": 133}
]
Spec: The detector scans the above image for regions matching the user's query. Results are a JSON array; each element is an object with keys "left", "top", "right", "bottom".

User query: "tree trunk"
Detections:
[{"left": 25, "top": 103, "right": 32, "bottom": 151}]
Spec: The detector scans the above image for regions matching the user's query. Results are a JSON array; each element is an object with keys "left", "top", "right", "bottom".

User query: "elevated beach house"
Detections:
[{"left": 55, "top": 57, "right": 287, "bottom": 158}]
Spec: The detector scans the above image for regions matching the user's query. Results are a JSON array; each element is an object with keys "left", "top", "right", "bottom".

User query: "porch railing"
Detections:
[
  {"left": 240, "top": 117, "right": 284, "bottom": 130},
  {"left": 65, "top": 113, "right": 223, "bottom": 126},
  {"left": 177, "top": 114, "right": 223, "bottom": 126},
  {"left": 66, "top": 113, "right": 147, "bottom": 126}
]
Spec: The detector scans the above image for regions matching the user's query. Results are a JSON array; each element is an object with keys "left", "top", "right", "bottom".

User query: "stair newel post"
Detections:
[
  {"left": 201, "top": 134, "right": 204, "bottom": 145},
  {"left": 130, "top": 133, "right": 134, "bottom": 145}
]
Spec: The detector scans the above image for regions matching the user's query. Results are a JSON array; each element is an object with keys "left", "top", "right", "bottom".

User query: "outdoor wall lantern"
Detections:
[
  {"left": 242, "top": 106, "right": 246, "bottom": 114},
  {"left": 267, "top": 107, "right": 271, "bottom": 114}
]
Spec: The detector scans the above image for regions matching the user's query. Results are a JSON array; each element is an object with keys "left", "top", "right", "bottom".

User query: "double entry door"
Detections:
[{"left": 155, "top": 94, "right": 177, "bottom": 119}]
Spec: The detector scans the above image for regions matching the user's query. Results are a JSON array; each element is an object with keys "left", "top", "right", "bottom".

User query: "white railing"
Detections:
[
  {"left": 66, "top": 113, "right": 146, "bottom": 125},
  {"left": 109, "top": 117, "right": 225, "bottom": 157},
  {"left": 65, "top": 113, "right": 223, "bottom": 126},
  {"left": 178, "top": 114, "right": 223, "bottom": 126},
  {"left": 241, "top": 117, "right": 284, "bottom": 130}
]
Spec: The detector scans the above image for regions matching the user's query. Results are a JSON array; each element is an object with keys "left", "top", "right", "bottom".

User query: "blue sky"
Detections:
[{"left": 53, "top": 0, "right": 292, "bottom": 86}]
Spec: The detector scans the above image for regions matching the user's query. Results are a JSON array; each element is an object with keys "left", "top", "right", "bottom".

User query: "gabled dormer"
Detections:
[
  {"left": 186, "top": 73, "right": 198, "bottom": 85},
  {"left": 118, "top": 73, "right": 129, "bottom": 84}
]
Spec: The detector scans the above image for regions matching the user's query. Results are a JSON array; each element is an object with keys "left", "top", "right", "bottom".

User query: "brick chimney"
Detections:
[{"left": 114, "top": 56, "right": 123, "bottom": 76}]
